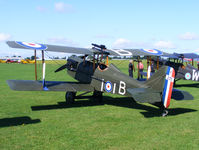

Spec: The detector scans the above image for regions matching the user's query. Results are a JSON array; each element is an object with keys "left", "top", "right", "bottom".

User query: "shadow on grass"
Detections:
[
  {"left": 175, "top": 83, "right": 199, "bottom": 88},
  {"left": 0, "top": 116, "right": 41, "bottom": 128},
  {"left": 31, "top": 96, "right": 197, "bottom": 118}
]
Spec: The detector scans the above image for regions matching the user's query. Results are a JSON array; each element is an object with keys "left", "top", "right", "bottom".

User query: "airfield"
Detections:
[{"left": 1, "top": 60, "right": 199, "bottom": 149}]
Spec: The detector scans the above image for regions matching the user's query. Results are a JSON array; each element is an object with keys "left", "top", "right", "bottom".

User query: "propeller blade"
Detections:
[{"left": 55, "top": 64, "right": 68, "bottom": 73}]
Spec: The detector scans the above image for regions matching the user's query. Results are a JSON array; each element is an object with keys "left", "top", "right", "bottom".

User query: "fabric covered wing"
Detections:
[
  {"left": 6, "top": 41, "right": 93, "bottom": 55},
  {"left": 7, "top": 80, "right": 94, "bottom": 92},
  {"left": 107, "top": 48, "right": 169, "bottom": 56}
]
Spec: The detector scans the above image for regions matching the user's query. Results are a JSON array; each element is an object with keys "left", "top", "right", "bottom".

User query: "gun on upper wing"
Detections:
[{"left": 6, "top": 41, "right": 194, "bottom": 117}]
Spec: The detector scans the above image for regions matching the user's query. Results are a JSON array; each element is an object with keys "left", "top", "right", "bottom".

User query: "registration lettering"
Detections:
[
  {"left": 192, "top": 70, "right": 199, "bottom": 81},
  {"left": 101, "top": 80, "right": 126, "bottom": 95}
]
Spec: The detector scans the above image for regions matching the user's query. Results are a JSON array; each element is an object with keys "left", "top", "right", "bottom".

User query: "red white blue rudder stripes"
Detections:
[{"left": 162, "top": 67, "right": 175, "bottom": 108}]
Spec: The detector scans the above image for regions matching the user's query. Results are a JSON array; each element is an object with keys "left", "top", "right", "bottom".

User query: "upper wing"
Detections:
[
  {"left": 107, "top": 48, "right": 169, "bottom": 56},
  {"left": 6, "top": 41, "right": 93, "bottom": 55},
  {"left": 7, "top": 41, "right": 169, "bottom": 57}
]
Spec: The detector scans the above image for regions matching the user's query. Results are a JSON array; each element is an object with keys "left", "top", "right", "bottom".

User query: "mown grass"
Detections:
[{"left": 0, "top": 60, "right": 199, "bottom": 150}]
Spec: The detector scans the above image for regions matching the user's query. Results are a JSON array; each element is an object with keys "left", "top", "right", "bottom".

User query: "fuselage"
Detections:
[{"left": 66, "top": 56, "right": 147, "bottom": 96}]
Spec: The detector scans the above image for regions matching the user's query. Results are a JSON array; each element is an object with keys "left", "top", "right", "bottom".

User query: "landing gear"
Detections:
[
  {"left": 152, "top": 102, "right": 169, "bottom": 117},
  {"left": 65, "top": 92, "right": 76, "bottom": 104},
  {"left": 162, "top": 109, "right": 169, "bottom": 117},
  {"left": 92, "top": 90, "right": 103, "bottom": 102}
]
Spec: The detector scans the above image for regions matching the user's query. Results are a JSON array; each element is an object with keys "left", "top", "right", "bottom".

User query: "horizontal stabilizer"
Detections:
[
  {"left": 172, "top": 89, "right": 194, "bottom": 100},
  {"left": 127, "top": 88, "right": 161, "bottom": 103},
  {"left": 7, "top": 80, "right": 94, "bottom": 92}
]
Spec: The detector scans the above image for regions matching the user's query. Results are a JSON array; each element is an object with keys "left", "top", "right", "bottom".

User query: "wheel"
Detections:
[
  {"left": 92, "top": 90, "right": 103, "bottom": 102},
  {"left": 162, "top": 109, "right": 169, "bottom": 117},
  {"left": 65, "top": 92, "right": 76, "bottom": 104}
]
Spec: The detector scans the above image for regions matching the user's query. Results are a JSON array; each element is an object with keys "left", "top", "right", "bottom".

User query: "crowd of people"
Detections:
[{"left": 128, "top": 59, "right": 156, "bottom": 79}]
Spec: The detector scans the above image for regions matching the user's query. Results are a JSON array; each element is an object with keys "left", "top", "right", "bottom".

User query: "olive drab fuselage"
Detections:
[{"left": 66, "top": 56, "right": 147, "bottom": 97}]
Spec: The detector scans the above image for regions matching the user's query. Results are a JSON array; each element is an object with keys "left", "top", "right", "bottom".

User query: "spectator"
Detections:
[
  {"left": 128, "top": 60, "right": 135, "bottom": 77},
  {"left": 137, "top": 61, "right": 144, "bottom": 79}
]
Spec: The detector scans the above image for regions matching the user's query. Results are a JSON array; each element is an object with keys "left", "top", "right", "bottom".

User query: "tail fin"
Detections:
[
  {"left": 144, "top": 66, "right": 175, "bottom": 108},
  {"left": 144, "top": 66, "right": 168, "bottom": 92}
]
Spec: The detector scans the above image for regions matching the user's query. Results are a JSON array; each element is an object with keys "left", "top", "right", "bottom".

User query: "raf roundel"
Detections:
[
  {"left": 16, "top": 41, "right": 47, "bottom": 50},
  {"left": 140, "top": 49, "right": 163, "bottom": 55},
  {"left": 185, "top": 73, "right": 191, "bottom": 80},
  {"left": 105, "top": 81, "right": 112, "bottom": 93}
]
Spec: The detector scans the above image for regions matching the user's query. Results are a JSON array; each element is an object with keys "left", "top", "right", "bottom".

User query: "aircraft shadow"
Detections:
[
  {"left": 0, "top": 116, "right": 41, "bottom": 128},
  {"left": 175, "top": 83, "right": 199, "bottom": 88},
  {"left": 31, "top": 96, "right": 197, "bottom": 118}
]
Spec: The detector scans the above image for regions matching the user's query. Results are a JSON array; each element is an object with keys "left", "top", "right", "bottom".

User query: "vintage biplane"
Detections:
[
  {"left": 152, "top": 53, "right": 199, "bottom": 84},
  {"left": 21, "top": 59, "right": 36, "bottom": 64},
  {"left": 6, "top": 41, "right": 193, "bottom": 116}
]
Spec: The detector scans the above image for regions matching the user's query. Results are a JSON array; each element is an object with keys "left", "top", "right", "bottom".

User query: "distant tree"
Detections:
[
  {"left": 61, "top": 56, "right": 66, "bottom": 59},
  {"left": 31, "top": 56, "right": 35, "bottom": 60},
  {"left": 26, "top": 57, "right": 30, "bottom": 60},
  {"left": 53, "top": 56, "right": 59, "bottom": 59}
]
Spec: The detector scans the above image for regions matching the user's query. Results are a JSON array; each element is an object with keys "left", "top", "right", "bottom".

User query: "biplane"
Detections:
[
  {"left": 152, "top": 53, "right": 199, "bottom": 84},
  {"left": 6, "top": 41, "right": 193, "bottom": 116}
]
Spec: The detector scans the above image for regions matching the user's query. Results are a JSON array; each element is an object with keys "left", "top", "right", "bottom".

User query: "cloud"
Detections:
[
  {"left": 0, "top": 33, "right": 11, "bottom": 42},
  {"left": 195, "top": 48, "right": 199, "bottom": 52},
  {"left": 48, "top": 37, "right": 78, "bottom": 46},
  {"left": 36, "top": 6, "right": 47, "bottom": 12},
  {"left": 153, "top": 41, "right": 175, "bottom": 49},
  {"left": 112, "top": 38, "right": 134, "bottom": 48},
  {"left": 112, "top": 38, "right": 151, "bottom": 49},
  {"left": 179, "top": 32, "right": 199, "bottom": 40},
  {"left": 55, "top": 2, "right": 73, "bottom": 13}
]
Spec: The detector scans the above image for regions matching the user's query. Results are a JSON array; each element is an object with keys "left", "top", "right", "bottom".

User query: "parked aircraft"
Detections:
[{"left": 6, "top": 41, "right": 193, "bottom": 116}]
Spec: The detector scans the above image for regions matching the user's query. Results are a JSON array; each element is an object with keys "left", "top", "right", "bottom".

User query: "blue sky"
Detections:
[{"left": 1, "top": 0, "right": 199, "bottom": 57}]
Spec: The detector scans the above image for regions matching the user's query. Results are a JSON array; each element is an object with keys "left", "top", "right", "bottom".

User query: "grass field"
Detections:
[{"left": 0, "top": 60, "right": 199, "bottom": 150}]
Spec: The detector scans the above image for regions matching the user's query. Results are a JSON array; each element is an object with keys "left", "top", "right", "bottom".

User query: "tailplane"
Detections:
[
  {"left": 145, "top": 66, "right": 175, "bottom": 108},
  {"left": 127, "top": 66, "right": 175, "bottom": 109}
]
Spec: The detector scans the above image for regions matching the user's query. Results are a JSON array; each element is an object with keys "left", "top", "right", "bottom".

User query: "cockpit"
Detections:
[{"left": 66, "top": 56, "right": 82, "bottom": 71}]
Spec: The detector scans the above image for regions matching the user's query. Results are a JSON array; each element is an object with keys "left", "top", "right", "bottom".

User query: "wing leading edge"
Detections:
[
  {"left": 6, "top": 41, "right": 93, "bottom": 55},
  {"left": 7, "top": 41, "right": 168, "bottom": 57}
]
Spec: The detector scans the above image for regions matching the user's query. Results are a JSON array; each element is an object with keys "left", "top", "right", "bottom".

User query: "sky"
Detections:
[{"left": 1, "top": 0, "right": 199, "bottom": 58}]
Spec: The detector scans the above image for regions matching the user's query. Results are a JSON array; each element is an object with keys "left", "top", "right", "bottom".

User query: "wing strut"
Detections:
[
  {"left": 93, "top": 53, "right": 95, "bottom": 72},
  {"left": 157, "top": 56, "right": 159, "bottom": 70},
  {"left": 106, "top": 55, "right": 109, "bottom": 65},
  {"left": 42, "top": 50, "right": 48, "bottom": 90},
  {"left": 34, "top": 50, "right": 37, "bottom": 80}
]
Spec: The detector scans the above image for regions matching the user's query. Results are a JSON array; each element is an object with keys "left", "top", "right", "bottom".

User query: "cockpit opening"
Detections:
[{"left": 98, "top": 63, "right": 108, "bottom": 71}]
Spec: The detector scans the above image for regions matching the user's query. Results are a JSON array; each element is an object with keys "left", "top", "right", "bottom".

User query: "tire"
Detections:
[
  {"left": 92, "top": 90, "right": 103, "bottom": 102},
  {"left": 65, "top": 92, "right": 76, "bottom": 104}
]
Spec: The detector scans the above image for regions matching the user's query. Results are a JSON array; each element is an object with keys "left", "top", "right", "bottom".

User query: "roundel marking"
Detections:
[
  {"left": 105, "top": 81, "right": 112, "bottom": 92},
  {"left": 16, "top": 41, "right": 47, "bottom": 50},
  {"left": 185, "top": 73, "right": 191, "bottom": 80},
  {"left": 140, "top": 49, "right": 163, "bottom": 55}
]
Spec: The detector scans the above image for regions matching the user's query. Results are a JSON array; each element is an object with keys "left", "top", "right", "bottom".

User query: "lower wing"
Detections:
[{"left": 7, "top": 80, "right": 94, "bottom": 92}]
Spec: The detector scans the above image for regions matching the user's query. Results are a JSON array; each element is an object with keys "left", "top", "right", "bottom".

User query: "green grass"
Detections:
[{"left": 0, "top": 61, "right": 199, "bottom": 150}]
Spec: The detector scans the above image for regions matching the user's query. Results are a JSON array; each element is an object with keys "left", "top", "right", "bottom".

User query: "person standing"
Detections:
[
  {"left": 129, "top": 60, "right": 135, "bottom": 77},
  {"left": 137, "top": 60, "right": 144, "bottom": 79}
]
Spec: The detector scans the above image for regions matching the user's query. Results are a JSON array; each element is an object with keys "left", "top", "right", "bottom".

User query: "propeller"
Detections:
[{"left": 55, "top": 64, "right": 68, "bottom": 73}]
